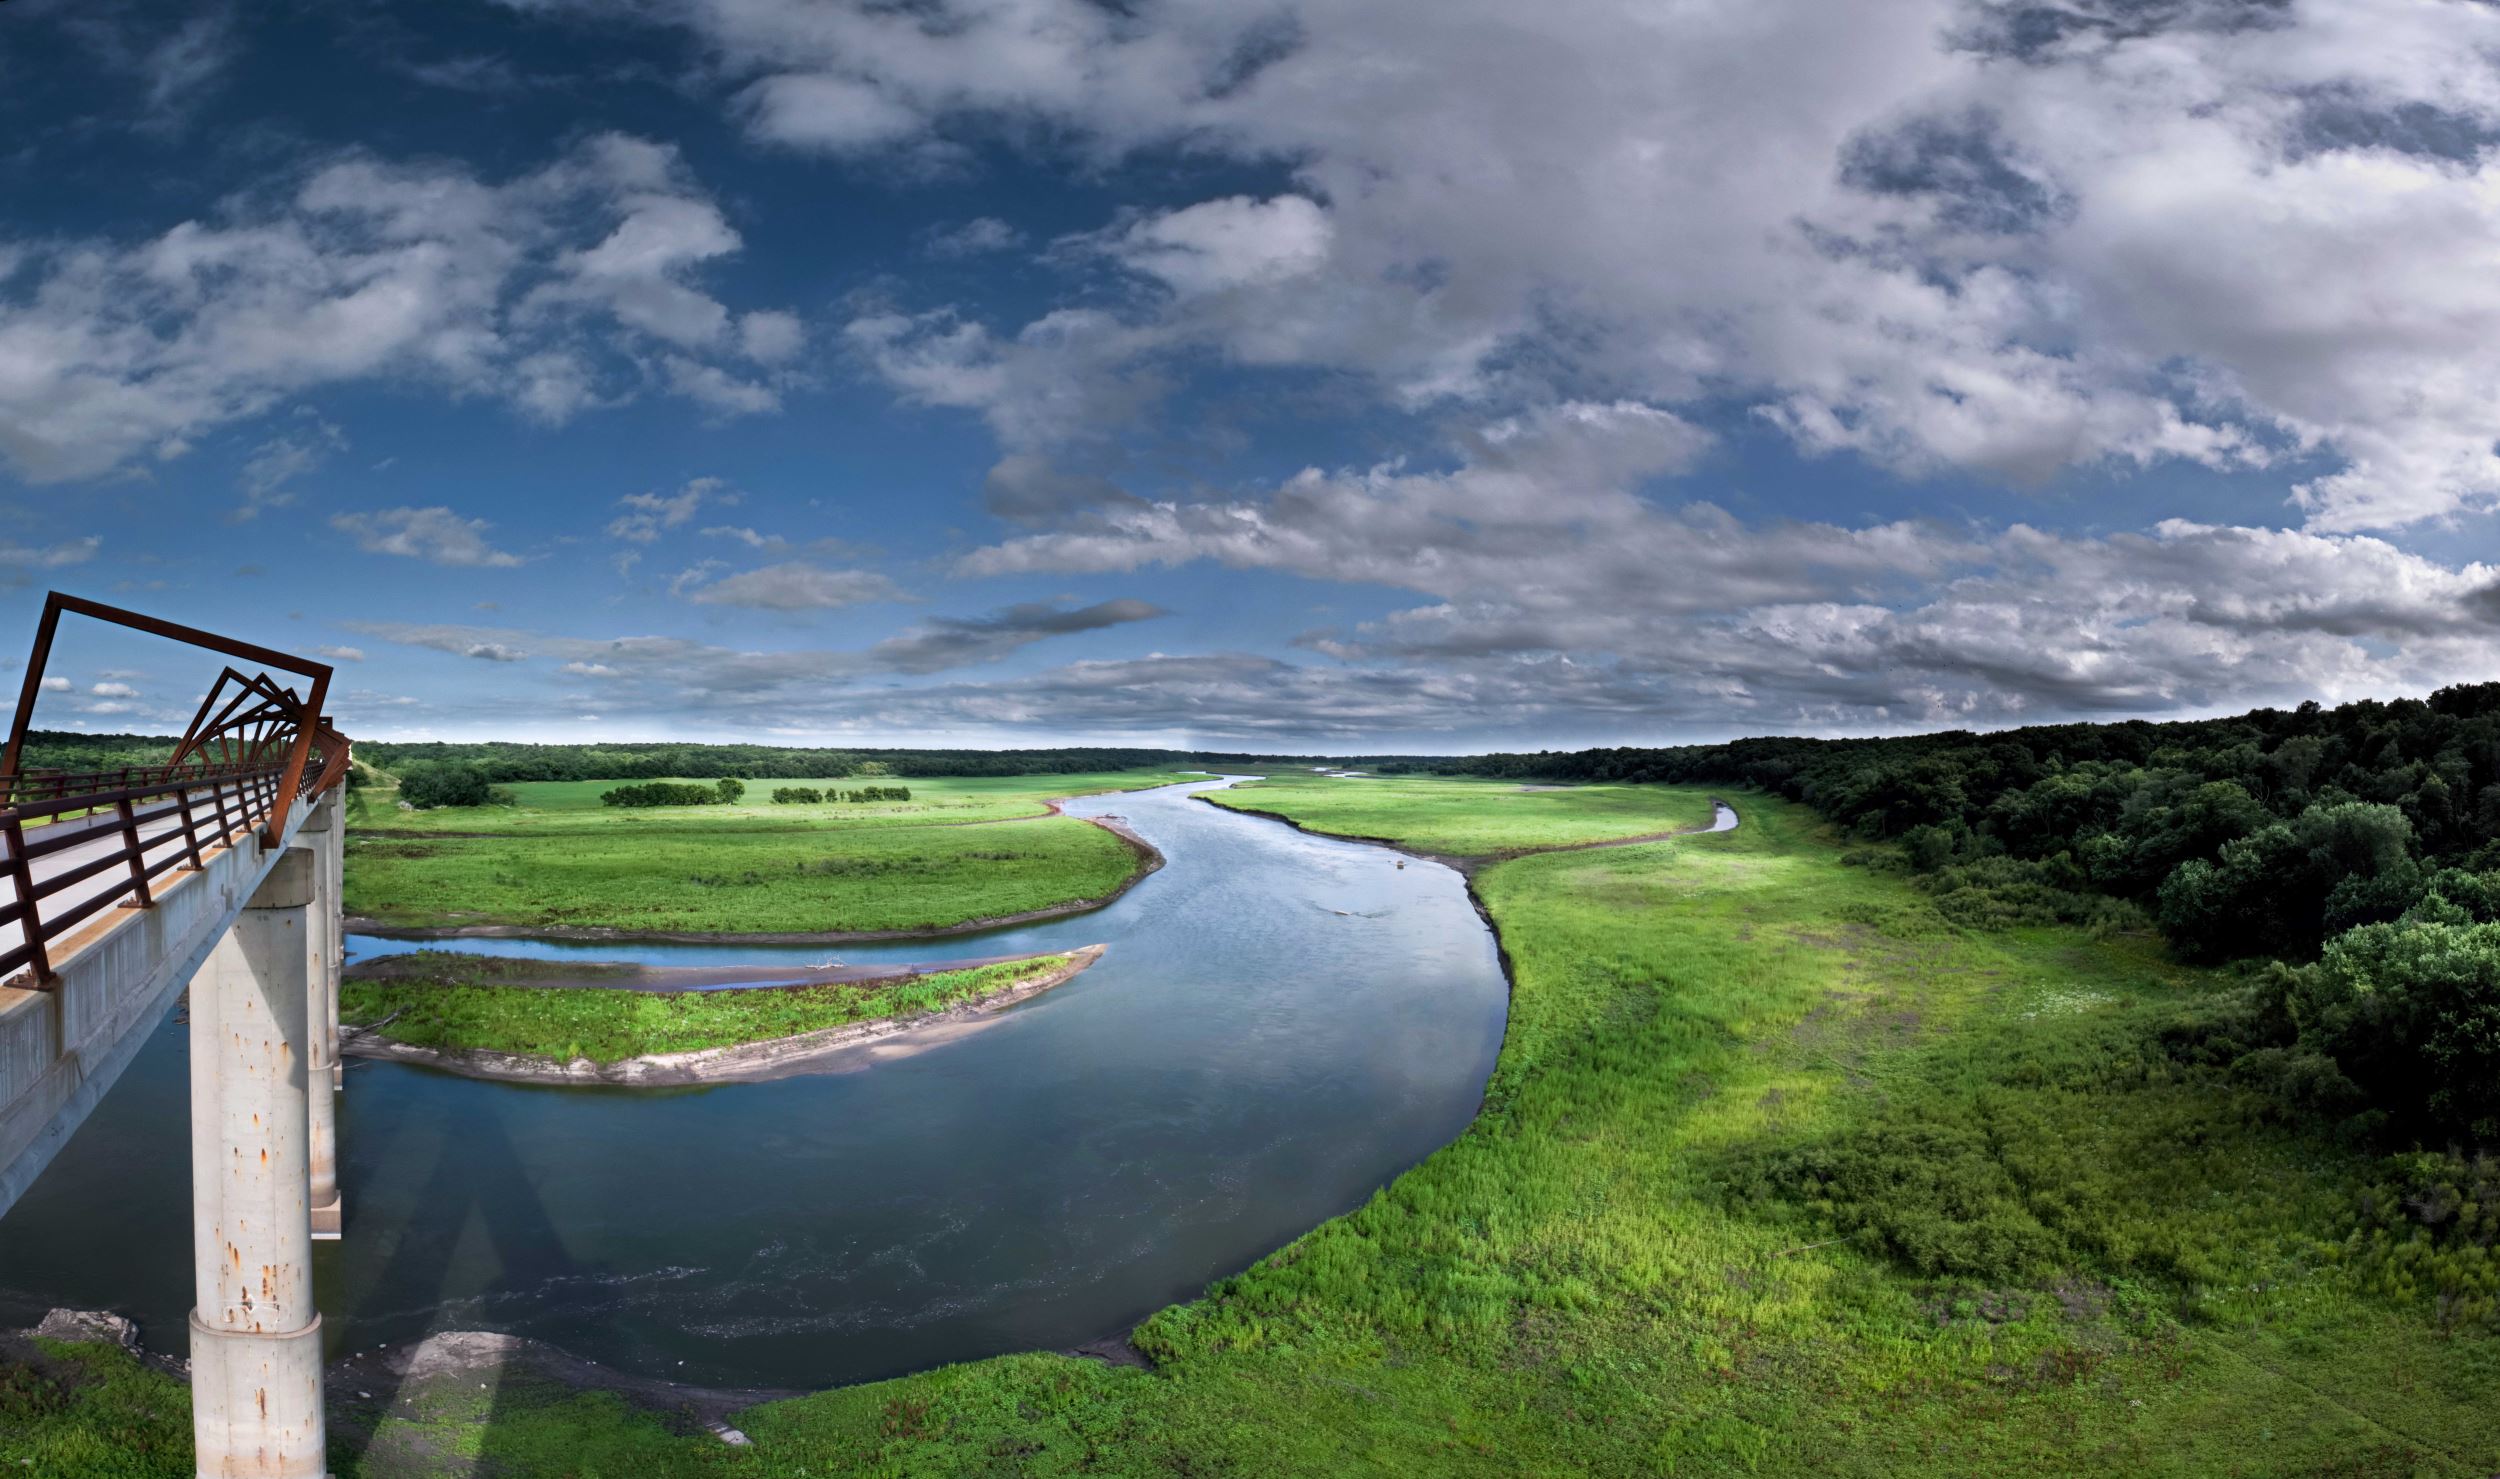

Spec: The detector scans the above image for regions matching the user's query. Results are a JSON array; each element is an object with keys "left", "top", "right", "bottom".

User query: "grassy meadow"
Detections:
[
  {"left": 343, "top": 770, "right": 1194, "bottom": 935},
  {"left": 1204, "top": 772, "right": 1718, "bottom": 855},
  {"left": 342, "top": 953, "right": 1078, "bottom": 1065},
  {"left": 10, "top": 778, "right": 2495, "bottom": 1475}
]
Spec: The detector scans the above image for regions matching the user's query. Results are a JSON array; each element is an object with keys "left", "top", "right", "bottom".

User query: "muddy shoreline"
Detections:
[
  {"left": 340, "top": 946, "right": 1106, "bottom": 1086},
  {"left": 346, "top": 807, "right": 1164, "bottom": 946}
]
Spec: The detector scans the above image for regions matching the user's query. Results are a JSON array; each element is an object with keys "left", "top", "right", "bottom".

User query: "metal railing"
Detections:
[{"left": 0, "top": 595, "right": 350, "bottom": 990}]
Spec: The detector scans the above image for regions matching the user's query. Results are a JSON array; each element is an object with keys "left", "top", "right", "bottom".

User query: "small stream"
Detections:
[{"left": 0, "top": 779, "right": 1513, "bottom": 1389}]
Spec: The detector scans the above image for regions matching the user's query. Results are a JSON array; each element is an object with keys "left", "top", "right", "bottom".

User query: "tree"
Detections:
[
  {"left": 397, "top": 761, "right": 493, "bottom": 809},
  {"left": 716, "top": 777, "right": 746, "bottom": 804}
]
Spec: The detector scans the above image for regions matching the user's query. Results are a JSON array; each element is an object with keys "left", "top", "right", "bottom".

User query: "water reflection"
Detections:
[{"left": 0, "top": 780, "right": 1508, "bottom": 1388}]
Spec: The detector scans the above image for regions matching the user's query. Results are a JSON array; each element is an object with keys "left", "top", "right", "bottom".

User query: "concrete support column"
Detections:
[
  {"left": 322, "top": 796, "right": 342, "bottom": 1095},
  {"left": 298, "top": 800, "right": 342, "bottom": 1241},
  {"left": 189, "top": 841, "right": 327, "bottom": 1479}
]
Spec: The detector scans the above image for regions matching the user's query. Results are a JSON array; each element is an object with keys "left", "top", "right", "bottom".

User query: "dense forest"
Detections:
[{"left": 1385, "top": 685, "right": 2500, "bottom": 1147}]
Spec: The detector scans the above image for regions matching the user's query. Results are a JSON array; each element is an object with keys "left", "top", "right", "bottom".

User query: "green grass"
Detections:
[
  {"left": 1202, "top": 773, "right": 1717, "bottom": 855},
  {"left": 348, "top": 771, "right": 1200, "bottom": 835},
  {"left": 346, "top": 814, "right": 1143, "bottom": 935},
  {"left": 344, "top": 770, "right": 1190, "bottom": 935},
  {"left": 16, "top": 779, "right": 2496, "bottom": 1475},
  {"left": 341, "top": 954, "right": 1075, "bottom": 1065},
  {"left": 700, "top": 785, "right": 2499, "bottom": 1475},
  {"left": 0, "top": 1339, "right": 191, "bottom": 1477}
]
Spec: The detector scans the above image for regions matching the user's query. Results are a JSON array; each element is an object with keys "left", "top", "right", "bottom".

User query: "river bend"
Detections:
[{"left": 0, "top": 779, "right": 1507, "bottom": 1388}]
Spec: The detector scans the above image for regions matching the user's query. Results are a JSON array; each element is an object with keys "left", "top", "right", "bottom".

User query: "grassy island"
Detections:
[
  {"left": 341, "top": 951, "right": 1085, "bottom": 1067},
  {"left": 344, "top": 770, "right": 1192, "bottom": 936},
  {"left": 1201, "top": 772, "right": 1720, "bottom": 856}
]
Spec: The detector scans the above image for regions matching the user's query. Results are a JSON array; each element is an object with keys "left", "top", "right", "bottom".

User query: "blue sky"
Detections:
[{"left": 7, "top": 0, "right": 2500, "bottom": 752}]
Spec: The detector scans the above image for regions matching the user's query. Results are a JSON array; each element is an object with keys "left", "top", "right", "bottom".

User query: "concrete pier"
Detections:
[
  {"left": 187, "top": 842, "right": 328, "bottom": 1477},
  {"left": 299, "top": 800, "right": 341, "bottom": 1240}
]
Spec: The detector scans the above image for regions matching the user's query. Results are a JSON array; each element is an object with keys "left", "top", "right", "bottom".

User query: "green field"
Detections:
[
  {"left": 342, "top": 953, "right": 1078, "bottom": 1065},
  {"left": 348, "top": 772, "right": 1203, "bottom": 835},
  {"left": 11, "top": 778, "right": 2494, "bottom": 1475},
  {"left": 344, "top": 770, "right": 1193, "bottom": 935},
  {"left": 1204, "top": 773, "right": 1718, "bottom": 855}
]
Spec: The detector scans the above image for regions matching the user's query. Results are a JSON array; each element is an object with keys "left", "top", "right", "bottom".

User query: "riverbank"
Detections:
[
  {"left": 16, "top": 778, "right": 2491, "bottom": 1474},
  {"left": 340, "top": 947, "right": 1103, "bottom": 1086},
  {"left": 345, "top": 772, "right": 1181, "bottom": 940}
]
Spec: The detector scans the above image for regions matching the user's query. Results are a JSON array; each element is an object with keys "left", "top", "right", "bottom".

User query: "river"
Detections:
[{"left": 0, "top": 778, "right": 1510, "bottom": 1389}]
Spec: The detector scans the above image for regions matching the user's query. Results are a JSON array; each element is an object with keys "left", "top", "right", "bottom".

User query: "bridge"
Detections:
[{"left": 0, "top": 593, "right": 351, "bottom": 1479}]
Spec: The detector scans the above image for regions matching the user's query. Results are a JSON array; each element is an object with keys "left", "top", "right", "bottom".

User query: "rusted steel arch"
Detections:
[
  {"left": 167, "top": 667, "right": 308, "bottom": 776},
  {"left": 0, "top": 593, "right": 350, "bottom": 987}
]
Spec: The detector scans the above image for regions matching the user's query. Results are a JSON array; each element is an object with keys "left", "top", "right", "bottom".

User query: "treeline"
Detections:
[
  {"left": 351, "top": 741, "right": 1324, "bottom": 783},
  {"left": 10, "top": 732, "right": 178, "bottom": 775},
  {"left": 772, "top": 786, "right": 911, "bottom": 803},
  {"left": 1390, "top": 685, "right": 2500, "bottom": 1145}
]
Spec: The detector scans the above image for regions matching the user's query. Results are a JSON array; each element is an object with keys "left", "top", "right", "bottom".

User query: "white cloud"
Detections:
[
  {"left": 1105, "top": 195, "right": 1332, "bottom": 296},
  {"left": 608, "top": 476, "right": 734, "bottom": 543},
  {"left": 316, "top": 645, "right": 366, "bottom": 662},
  {"left": 232, "top": 417, "right": 346, "bottom": 522},
  {"left": 38, "top": 677, "right": 70, "bottom": 693},
  {"left": 0, "top": 537, "right": 102, "bottom": 570},
  {"left": 679, "top": 561, "right": 908, "bottom": 611},
  {"left": 738, "top": 309, "right": 805, "bottom": 364},
  {"left": 330, "top": 506, "right": 526, "bottom": 568},
  {"left": 0, "top": 134, "right": 801, "bottom": 485},
  {"left": 589, "top": 0, "right": 2500, "bottom": 530},
  {"left": 89, "top": 682, "right": 139, "bottom": 698},
  {"left": 924, "top": 217, "right": 1026, "bottom": 258}
]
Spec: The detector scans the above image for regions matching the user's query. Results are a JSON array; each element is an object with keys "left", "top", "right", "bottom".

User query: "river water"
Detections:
[{"left": 0, "top": 779, "right": 1509, "bottom": 1389}]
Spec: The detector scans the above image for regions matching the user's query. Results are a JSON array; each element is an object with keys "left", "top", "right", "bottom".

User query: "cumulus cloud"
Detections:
[
  {"left": 1103, "top": 195, "right": 1332, "bottom": 296},
  {"left": 330, "top": 506, "right": 526, "bottom": 568},
  {"left": 954, "top": 402, "right": 2500, "bottom": 732},
  {"left": 558, "top": 0, "right": 2500, "bottom": 531},
  {"left": 0, "top": 134, "right": 802, "bottom": 485}
]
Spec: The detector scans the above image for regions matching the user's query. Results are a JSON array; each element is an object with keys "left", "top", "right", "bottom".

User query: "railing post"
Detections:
[
  {"left": 115, "top": 796, "right": 152, "bottom": 909},
  {"left": 175, "top": 785, "right": 204, "bottom": 871},
  {"left": 1, "top": 815, "right": 48, "bottom": 986},
  {"left": 188, "top": 843, "right": 327, "bottom": 1477}
]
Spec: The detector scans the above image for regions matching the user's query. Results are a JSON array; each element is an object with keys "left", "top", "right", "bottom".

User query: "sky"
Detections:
[{"left": 5, "top": 0, "right": 2500, "bottom": 753}]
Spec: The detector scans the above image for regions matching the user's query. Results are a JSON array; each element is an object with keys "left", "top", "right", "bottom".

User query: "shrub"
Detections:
[
  {"left": 772, "top": 787, "right": 823, "bottom": 804},
  {"left": 1742, "top": 1120, "right": 2067, "bottom": 1282},
  {"left": 2282, "top": 920, "right": 2500, "bottom": 1142},
  {"left": 599, "top": 781, "right": 720, "bottom": 808},
  {"left": 2343, "top": 1150, "right": 2500, "bottom": 1331},
  {"left": 716, "top": 777, "right": 746, "bottom": 803}
]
